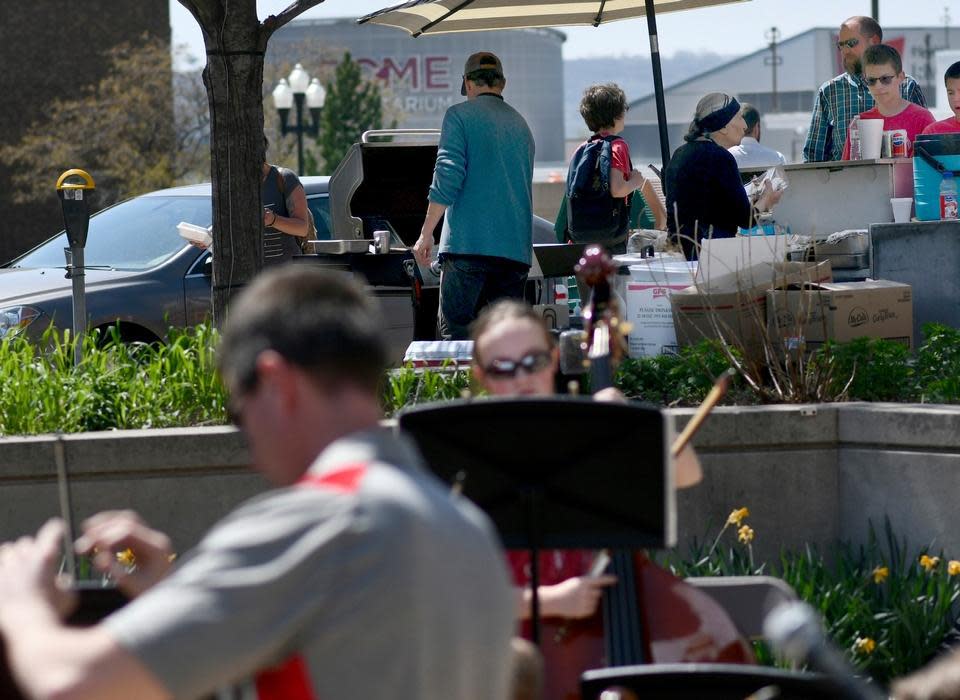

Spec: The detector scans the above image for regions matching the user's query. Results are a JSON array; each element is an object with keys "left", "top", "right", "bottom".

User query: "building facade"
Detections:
[{"left": 268, "top": 19, "right": 566, "bottom": 163}]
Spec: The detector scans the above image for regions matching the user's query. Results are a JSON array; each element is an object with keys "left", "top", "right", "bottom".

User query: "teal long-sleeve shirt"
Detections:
[{"left": 428, "top": 93, "right": 535, "bottom": 266}]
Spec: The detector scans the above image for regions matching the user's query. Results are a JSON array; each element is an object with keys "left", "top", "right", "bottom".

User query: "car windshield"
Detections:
[{"left": 12, "top": 194, "right": 212, "bottom": 271}]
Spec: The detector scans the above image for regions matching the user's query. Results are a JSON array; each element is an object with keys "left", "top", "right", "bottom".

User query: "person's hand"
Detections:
[
  {"left": 263, "top": 207, "right": 277, "bottom": 228},
  {"left": 540, "top": 575, "right": 617, "bottom": 619},
  {"left": 0, "top": 519, "right": 77, "bottom": 623},
  {"left": 413, "top": 230, "right": 434, "bottom": 266},
  {"left": 594, "top": 387, "right": 626, "bottom": 403},
  {"left": 188, "top": 239, "right": 209, "bottom": 250},
  {"left": 75, "top": 511, "right": 175, "bottom": 598},
  {"left": 891, "top": 649, "right": 960, "bottom": 700},
  {"left": 755, "top": 180, "right": 783, "bottom": 212}
]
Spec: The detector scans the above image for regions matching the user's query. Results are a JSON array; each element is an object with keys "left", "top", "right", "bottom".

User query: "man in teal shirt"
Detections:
[{"left": 413, "top": 52, "right": 535, "bottom": 340}]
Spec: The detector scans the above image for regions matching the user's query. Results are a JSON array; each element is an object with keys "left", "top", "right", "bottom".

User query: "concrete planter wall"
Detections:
[{"left": 1, "top": 404, "right": 958, "bottom": 562}]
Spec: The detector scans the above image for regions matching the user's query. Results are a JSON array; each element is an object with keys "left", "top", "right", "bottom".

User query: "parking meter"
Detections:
[
  {"left": 57, "top": 169, "right": 94, "bottom": 248},
  {"left": 55, "top": 169, "right": 95, "bottom": 365}
]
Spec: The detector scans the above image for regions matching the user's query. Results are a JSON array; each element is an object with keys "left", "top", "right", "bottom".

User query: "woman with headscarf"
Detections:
[{"left": 664, "top": 93, "right": 781, "bottom": 260}]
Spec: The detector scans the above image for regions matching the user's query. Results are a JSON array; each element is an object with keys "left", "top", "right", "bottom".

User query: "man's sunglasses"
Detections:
[
  {"left": 836, "top": 38, "right": 860, "bottom": 50},
  {"left": 482, "top": 350, "right": 552, "bottom": 379},
  {"left": 865, "top": 74, "right": 897, "bottom": 87}
]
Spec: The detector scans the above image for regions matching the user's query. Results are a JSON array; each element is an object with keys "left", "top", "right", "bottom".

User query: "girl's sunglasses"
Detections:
[{"left": 482, "top": 350, "right": 552, "bottom": 379}]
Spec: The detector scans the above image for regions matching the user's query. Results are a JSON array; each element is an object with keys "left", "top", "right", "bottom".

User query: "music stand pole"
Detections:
[{"left": 528, "top": 488, "right": 541, "bottom": 646}]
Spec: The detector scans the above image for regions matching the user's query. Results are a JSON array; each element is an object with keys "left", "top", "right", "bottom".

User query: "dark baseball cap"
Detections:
[{"left": 460, "top": 51, "right": 504, "bottom": 96}]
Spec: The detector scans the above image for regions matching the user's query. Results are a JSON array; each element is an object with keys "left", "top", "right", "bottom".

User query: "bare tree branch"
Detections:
[{"left": 264, "top": 0, "right": 327, "bottom": 34}]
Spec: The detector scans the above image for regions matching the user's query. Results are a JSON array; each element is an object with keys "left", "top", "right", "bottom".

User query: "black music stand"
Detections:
[{"left": 398, "top": 396, "right": 675, "bottom": 645}]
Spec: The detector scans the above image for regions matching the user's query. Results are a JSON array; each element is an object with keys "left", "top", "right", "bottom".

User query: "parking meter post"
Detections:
[
  {"left": 56, "top": 170, "right": 95, "bottom": 366},
  {"left": 70, "top": 246, "right": 86, "bottom": 365}
]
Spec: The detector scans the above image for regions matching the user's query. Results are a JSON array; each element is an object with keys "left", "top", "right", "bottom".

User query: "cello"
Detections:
[{"left": 535, "top": 245, "right": 752, "bottom": 700}]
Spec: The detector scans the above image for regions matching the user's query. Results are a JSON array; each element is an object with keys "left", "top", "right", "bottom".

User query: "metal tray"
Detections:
[{"left": 304, "top": 239, "right": 372, "bottom": 254}]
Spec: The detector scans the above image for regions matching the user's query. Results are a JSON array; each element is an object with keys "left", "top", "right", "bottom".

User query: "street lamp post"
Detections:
[{"left": 271, "top": 63, "right": 326, "bottom": 174}]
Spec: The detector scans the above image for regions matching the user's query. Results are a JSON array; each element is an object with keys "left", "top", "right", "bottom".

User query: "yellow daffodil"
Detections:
[
  {"left": 737, "top": 525, "right": 755, "bottom": 544},
  {"left": 871, "top": 566, "right": 889, "bottom": 584},
  {"left": 115, "top": 548, "right": 136, "bottom": 567},
  {"left": 949, "top": 560, "right": 960, "bottom": 577},
  {"left": 727, "top": 507, "right": 750, "bottom": 526},
  {"left": 853, "top": 637, "right": 876, "bottom": 655},
  {"left": 920, "top": 554, "right": 941, "bottom": 572}
]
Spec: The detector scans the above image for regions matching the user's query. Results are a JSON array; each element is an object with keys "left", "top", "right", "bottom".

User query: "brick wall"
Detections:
[{"left": 0, "top": 1, "right": 170, "bottom": 263}]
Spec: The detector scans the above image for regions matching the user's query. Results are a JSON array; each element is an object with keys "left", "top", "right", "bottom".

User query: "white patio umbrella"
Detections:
[{"left": 358, "top": 0, "right": 751, "bottom": 168}]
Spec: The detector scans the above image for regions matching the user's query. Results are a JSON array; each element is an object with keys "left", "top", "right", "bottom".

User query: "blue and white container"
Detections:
[{"left": 913, "top": 134, "right": 960, "bottom": 221}]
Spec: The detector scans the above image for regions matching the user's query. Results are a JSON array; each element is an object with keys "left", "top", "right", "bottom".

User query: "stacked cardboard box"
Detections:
[
  {"left": 767, "top": 280, "right": 913, "bottom": 351},
  {"left": 670, "top": 260, "right": 833, "bottom": 362}
]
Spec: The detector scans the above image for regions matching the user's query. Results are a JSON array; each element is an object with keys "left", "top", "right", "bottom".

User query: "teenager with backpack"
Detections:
[{"left": 561, "top": 84, "right": 664, "bottom": 254}]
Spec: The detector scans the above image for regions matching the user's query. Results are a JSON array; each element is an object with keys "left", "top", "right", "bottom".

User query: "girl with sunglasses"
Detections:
[
  {"left": 470, "top": 300, "right": 702, "bottom": 622},
  {"left": 842, "top": 44, "right": 935, "bottom": 159}
]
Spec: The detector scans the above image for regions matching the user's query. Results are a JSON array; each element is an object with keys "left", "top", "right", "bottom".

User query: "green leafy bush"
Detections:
[
  {"left": 820, "top": 337, "right": 913, "bottom": 402},
  {"left": 615, "top": 340, "right": 750, "bottom": 407},
  {"left": 914, "top": 323, "right": 960, "bottom": 403}
]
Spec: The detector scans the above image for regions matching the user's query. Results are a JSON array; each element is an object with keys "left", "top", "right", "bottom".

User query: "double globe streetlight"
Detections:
[{"left": 271, "top": 63, "right": 326, "bottom": 175}]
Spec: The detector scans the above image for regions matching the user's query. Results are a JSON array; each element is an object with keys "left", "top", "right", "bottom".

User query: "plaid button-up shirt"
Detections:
[{"left": 802, "top": 72, "right": 926, "bottom": 162}]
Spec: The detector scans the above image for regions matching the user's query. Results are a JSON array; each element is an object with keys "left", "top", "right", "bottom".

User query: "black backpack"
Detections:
[{"left": 565, "top": 134, "right": 630, "bottom": 245}]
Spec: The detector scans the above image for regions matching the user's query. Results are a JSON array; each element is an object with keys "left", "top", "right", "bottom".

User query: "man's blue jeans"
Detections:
[{"left": 438, "top": 254, "right": 529, "bottom": 340}]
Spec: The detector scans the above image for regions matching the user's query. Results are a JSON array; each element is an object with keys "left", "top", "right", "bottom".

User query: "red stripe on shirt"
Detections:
[
  {"left": 297, "top": 463, "right": 368, "bottom": 493},
  {"left": 255, "top": 654, "right": 315, "bottom": 700}
]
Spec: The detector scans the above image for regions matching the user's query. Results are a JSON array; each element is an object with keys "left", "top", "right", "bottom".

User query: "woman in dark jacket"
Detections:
[{"left": 664, "top": 92, "right": 780, "bottom": 260}]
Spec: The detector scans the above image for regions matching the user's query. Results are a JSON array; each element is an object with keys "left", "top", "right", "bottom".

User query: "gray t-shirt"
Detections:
[
  {"left": 261, "top": 165, "right": 303, "bottom": 266},
  {"left": 105, "top": 428, "right": 515, "bottom": 700}
]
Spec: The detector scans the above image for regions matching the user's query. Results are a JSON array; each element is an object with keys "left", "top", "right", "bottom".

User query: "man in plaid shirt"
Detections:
[{"left": 803, "top": 15, "right": 926, "bottom": 162}]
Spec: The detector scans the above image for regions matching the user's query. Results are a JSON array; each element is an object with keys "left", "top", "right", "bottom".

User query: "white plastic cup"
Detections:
[
  {"left": 890, "top": 197, "right": 913, "bottom": 223},
  {"left": 859, "top": 119, "right": 884, "bottom": 160}
]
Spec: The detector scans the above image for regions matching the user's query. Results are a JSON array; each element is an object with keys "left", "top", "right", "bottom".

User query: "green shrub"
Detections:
[
  {"left": 615, "top": 340, "right": 747, "bottom": 407},
  {"left": 914, "top": 323, "right": 960, "bottom": 403},
  {"left": 818, "top": 337, "right": 913, "bottom": 402}
]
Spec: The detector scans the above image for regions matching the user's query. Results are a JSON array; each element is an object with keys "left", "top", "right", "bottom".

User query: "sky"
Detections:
[{"left": 170, "top": 0, "right": 954, "bottom": 67}]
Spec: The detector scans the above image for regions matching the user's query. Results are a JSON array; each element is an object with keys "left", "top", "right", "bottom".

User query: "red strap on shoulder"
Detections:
[
  {"left": 255, "top": 654, "right": 315, "bottom": 700},
  {"left": 297, "top": 463, "right": 368, "bottom": 493}
]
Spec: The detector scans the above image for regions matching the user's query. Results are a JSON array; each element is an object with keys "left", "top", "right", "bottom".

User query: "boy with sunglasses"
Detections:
[
  {"left": 922, "top": 61, "right": 960, "bottom": 136},
  {"left": 804, "top": 16, "right": 926, "bottom": 162},
  {"left": 841, "top": 44, "right": 935, "bottom": 159}
]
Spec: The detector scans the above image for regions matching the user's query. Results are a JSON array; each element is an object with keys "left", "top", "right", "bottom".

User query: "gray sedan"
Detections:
[{"left": 0, "top": 178, "right": 334, "bottom": 343}]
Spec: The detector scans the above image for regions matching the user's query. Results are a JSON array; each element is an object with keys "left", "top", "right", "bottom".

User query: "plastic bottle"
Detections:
[
  {"left": 941, "top": 172, "right": 959, "bottom": 220},
  {"left": 848, "top": 115, "right": 862, "bottom": 161}
]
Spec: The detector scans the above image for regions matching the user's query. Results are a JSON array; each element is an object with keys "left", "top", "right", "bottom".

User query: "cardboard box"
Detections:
[
  {"left": 670, "top": 260, "right": 832, "bottom": 361},
  {"left": 767, "top": 280, "right": 913, "bottom": 351}
]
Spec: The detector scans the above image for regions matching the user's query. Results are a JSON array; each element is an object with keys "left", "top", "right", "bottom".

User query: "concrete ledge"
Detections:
[
  {"left": 0, "top": 427, "right": 264, "bottom": 552},
  {"left": 1, "top": 405, "right": 958, "bottom": 563}
]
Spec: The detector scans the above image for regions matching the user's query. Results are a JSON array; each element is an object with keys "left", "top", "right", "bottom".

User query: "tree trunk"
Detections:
[
  {"left": 178, "top": 0, "right": 324, "bottom": 327},
  {"left": 200, "top": 7, "right": 267, "bottom": 327}
]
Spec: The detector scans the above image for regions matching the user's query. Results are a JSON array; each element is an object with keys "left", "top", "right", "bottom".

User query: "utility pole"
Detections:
[
  {"left": 944, "top": 6, "right": 952, "bottom": 48},
  {"left": 764, "top": 26, "right": 782, "bottom": 112},
  {"left": 871, "top": 0, "right": 879, "bottom": 21}
]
